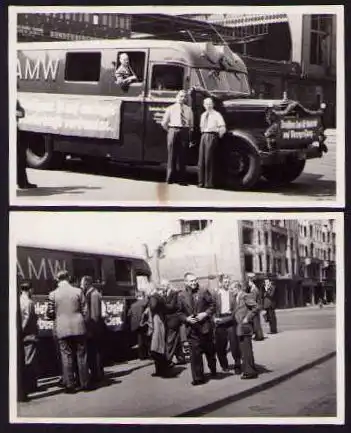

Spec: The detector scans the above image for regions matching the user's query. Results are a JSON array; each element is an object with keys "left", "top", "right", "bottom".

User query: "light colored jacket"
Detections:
[{"left": 48, "top": 281, "right": 87, "bottom": 339}]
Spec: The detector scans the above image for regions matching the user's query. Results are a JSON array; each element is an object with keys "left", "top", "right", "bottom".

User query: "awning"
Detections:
[{"left": 205, "top": 13, "right": 289, "bottom": 27}]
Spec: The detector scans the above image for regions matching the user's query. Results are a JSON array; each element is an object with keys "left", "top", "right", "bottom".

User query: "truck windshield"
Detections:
[{"left": 199, "top": 69, "right": 250, "bottom": 94}]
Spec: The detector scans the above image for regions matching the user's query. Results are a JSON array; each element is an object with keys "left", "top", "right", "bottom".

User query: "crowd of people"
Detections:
[
  {"left": 17, "top": 270, "right": 278, "bottom": 401},
  {"left": 128, "top": 273, "right": 278, "bottom": 386}
]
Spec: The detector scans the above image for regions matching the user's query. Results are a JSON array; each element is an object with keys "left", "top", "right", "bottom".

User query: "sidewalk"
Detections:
[{"left": 16, "top": 326, "right": 336, "bottom": 420}]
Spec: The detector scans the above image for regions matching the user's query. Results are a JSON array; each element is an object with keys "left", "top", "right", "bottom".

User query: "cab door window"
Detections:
[
  {"left": 150, "top": 64, "right": 185, "bottom": 92},
  {"left": 65, "top": 52, "right": 101, "bottom": 82}
]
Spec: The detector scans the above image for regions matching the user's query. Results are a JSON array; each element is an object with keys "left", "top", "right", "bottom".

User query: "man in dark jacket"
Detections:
[
  {"left": 163, "top": 280, "right": 186, "bottom": 365},
  {"left": 232, "top": 282, "right": 259, "bottom": 379},
  {"left": 19, "top": 282, "right": 39, "bottom": 396},
  {"left": 81, "top": 276, "right": 105, "bottom": 385},
  {"left": 128, "top": 292, "right": 150, "bottom": 360},
  {"left": 16, "top": 99, "right": 36, "bottom": 189},
  {"left": 247, "top": 277, "right": 264, "bottom": 341},
  {"left": 263, "top": 278, "right": 278, "bottom": 334},
  {"left": 178, "top": 273, "right": 216, "bottom": 386}
]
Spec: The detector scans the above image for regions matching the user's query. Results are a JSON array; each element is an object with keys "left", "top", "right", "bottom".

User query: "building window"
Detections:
[
  {"left": 243, "top": 227, "right": 253, "bottom": 245},
  {"left": 259, "top": 255, "right": 263, "bottom": 272},
  {"left": 244, "top": 254, "right": 253, "bottom": 273},
  {"left": 180, "top": 219, "right": 209, "bottom": 235},
  {"left": 151, "top": 64, "right": 185, "bottom": 91},
  {"left": 266, "top": 255, "right": 271, "bottom": 272},
  {"left": 304, "top": 226, "right": 307, "bottom": 237},
  {"left": 264, "top": 232, "right": 268, "bottom": 246},
  {"left": 310, "top": 242, "right": 314, "bottom": 256},
  {"left": 285, "top": 258, "right": 289, "bottom": 274},
  {"left": 310, "top": 14, "right": 332, "bottom": 66},
  {"left": 305, "top": 246, "right": 308, "bottom": 256},
  {"left": 292, "top": 258, "right": 296, "bottom": 274},
  {"left": 309, "top": 225, "right": 313, "bottom": 238},
  {"left": 65, "top": 52, "right": 101, "bottom": 82},
  {"left": 258, "top": 231, "right": 261, "bottom": 245}
]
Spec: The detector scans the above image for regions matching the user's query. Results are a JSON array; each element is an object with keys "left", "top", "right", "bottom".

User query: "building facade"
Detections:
[{"left": 148, "top": 218, "right": 336, "bottom": 308}]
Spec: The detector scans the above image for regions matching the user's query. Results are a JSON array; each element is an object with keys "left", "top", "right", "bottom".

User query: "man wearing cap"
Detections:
[
  {"left": 198, "top": 97, "right": 226, "bottom": 189},
  {"left": 19, "top": 282, "right": 39, "bottom": 396},
  {"left": 47, "top": 270, "right": 90, "bottom": 393},
  {"left": 161, "top": 90, "right": 194, "bottom": 185},
  {"left": 247, "top": 277, "right": 264, "bottom": 341}
]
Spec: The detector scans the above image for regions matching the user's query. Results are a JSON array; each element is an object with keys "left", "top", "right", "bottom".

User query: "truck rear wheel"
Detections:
[
  {"left": 262, "top": 157, "right": 306, "bottom": 185},
  {"left": 220, "top": 139, "right": 261, "bottom": 190},
  {"left": 25, "top": 133, "right": 63, "bottom": 169}
]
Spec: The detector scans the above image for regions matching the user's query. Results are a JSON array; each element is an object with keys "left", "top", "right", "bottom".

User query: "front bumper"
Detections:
[{"left": 260, "top": 142, "right": 328, "bottom": 165}]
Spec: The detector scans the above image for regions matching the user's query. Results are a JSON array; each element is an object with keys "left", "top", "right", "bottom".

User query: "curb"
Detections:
[{"left": 176, "top": 351, "right": 336, "bottom": 417}]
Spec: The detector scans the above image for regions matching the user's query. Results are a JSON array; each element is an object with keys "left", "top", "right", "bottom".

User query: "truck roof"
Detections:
[
  {"left": 17, "top": 39, "right": 247, "bottom": 73},
  {"left": 17, "top": 240, "right": 147, "bottom": 263}
]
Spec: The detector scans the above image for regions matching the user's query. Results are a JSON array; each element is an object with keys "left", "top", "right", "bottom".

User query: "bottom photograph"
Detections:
[{"left": 9, "top": 212, "right": 343, "bottom": 424}]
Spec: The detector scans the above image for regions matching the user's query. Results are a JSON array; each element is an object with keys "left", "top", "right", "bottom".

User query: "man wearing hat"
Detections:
[{"left": 47, "top": 270, "right": 90, "bottom": 393}]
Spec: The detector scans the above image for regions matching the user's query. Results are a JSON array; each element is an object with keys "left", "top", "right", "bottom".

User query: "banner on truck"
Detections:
[{"left": 18, "top": 93, "right": 122, "bottom": 140}]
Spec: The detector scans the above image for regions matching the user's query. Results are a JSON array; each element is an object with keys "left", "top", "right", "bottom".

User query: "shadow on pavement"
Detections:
[
  {"left": 17, "top": 185, "right": 101, "bottom": 197},
  {"left": 254, "top": 363, "right": 273, "bottom": 374},
  {"left": 105, "top": 361, "right": 154, "bottom": 380}
]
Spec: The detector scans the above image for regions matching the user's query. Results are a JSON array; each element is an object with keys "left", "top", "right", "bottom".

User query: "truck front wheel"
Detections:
[
  {"left": 262, "top": 157, "right": 306, "bottom": 185},
  {"left": 220, "top": 139, "right": 261, "bottom": 190}
]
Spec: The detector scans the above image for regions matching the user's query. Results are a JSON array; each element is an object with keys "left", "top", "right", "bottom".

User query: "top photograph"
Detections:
[{"left": 9, "top": 5, "right": 345, "bottom": 207}]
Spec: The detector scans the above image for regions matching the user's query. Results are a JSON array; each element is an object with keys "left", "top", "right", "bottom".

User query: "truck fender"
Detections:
[{"left": 227, "top": 129, "right": 261, "bottom": 155}]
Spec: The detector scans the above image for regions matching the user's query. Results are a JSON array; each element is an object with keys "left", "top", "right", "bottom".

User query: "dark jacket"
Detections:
[
  {"left": 178, "top": 287, "right": 215, "bottom": 336},
  {"left": 85, "top": 286, "right": 104, "bottom": 337},
  {"left": 128, "top": 298, "right": 148, "bottom": 332},
  {"left": 263, "top": 284, "right": 276, "bottom": 309},
  {"left": 164, "top": 290, "right": 183, "bottom": 330},
  {"left": 231, "top": 291, "right": 259, "bottom": 337}
]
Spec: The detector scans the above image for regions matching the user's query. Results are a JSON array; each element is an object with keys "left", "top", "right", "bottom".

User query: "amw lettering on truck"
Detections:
[
  {"left": 17, "top": 256, "right": 67, "bottom": 279},
  {"left": 17, "top": 58, "right": 59, "bottom": 81}
]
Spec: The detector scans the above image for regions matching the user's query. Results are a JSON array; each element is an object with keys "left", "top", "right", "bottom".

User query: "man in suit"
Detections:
[
  {"left": 232, "top": 282, "right": 259, "bottom": 379},
  {"left": 178, "top": 272, "right": 217, "bottom": 386},
  {"left": 263, "top": 278, "right": 278, "bottom": 334},
  {"left": 214, "top": 274, "right": 241, "bottom": 374},
  {"left": 47, "top": 270, "right": 90, "bottom": 393},
  {"left": 161, "top": 90, "right": 194, "bottom": 185},
  {"left": 81, "top": 276, "right": 105, "bottom": 386},
  {"left": 247, "top": 277, "right": 264, "bottom": 341},
  {"left": 128, "top": 292, "right": 150, "bottom": 360},
  {"left": 115, "top": 53, "right": 138, "bottom": 90},
  {"left": 162, "top": 280, "right": 186, "bottom": 365},
  {"left": 19, "top": 282, "right": 39, "bottom": 396},
  {"left": 16, "top": 99, "right": 37, "bottom": 189}
]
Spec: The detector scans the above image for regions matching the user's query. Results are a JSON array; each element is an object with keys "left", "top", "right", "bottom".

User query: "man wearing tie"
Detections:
[
  {"left": 115, "top": 53, "right": 138, "bottom": 90},
  {"left": 161, "top": 90, "right": 194, "bottom": 185},
  {"left": 214, "top": 274, "right": 241, "bottom": 374},
  {"left": 178, "top": 273, "right": 217, "bottom": 386},
  {"left": 198, "top": 97, "right": 226, "bottom": 189}
]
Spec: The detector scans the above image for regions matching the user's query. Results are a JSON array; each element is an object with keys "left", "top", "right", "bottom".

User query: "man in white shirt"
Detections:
[
  {"left": 198, "top": 97, "right": 226, "bottom": 188},
  {"left": 214, "top": 274, "right": 241, "bottom": 374},
  {"left": 161, "top": 90, "right": 194, "bottom": 185}
]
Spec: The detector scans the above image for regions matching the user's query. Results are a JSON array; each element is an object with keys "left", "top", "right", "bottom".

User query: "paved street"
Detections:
[
  {"left": 14, "top": 131, "right": 338, "bottom": 206},
  {"left": 16, "top": 306, "right": 337, "bottom": 420}
]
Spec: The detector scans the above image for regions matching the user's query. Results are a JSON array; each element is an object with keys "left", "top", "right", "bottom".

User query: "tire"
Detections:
[
  {"left": 24, "top": 132, "right": 62, "bottom": 169},
  {"left": 262, "top": 157, "right": 306, "bottom": 185},
  {"left": 219, "top": 138, "right": 261, "bottom": 190}
]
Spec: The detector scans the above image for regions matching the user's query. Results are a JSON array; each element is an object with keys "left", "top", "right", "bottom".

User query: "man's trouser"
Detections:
[
  {"left": 58, "top": 335, "right": 89, "bottom": 390},
  {"left": 188, "top": 331, "right": 216, "bottom": 382},
  {"left": 166, "top": 127, "right": 189, "bottom": 183},
  {"left": 198, "top": 132, "right": 218, "bottom": 188}
]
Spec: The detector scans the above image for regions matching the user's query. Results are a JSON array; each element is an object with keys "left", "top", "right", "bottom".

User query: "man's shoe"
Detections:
[
  {"left": 234, "top": 366, "right": 242, "bottom": 375},
  {"left": 241, "top": 373, "right": 258, "bottom": 380},
  {"left": 222, "top": 367, "right": 230, "bottom": 373},
  {"left": 210, "top": 370, "right": 217, "bottom": 378},
  {"left": 19, "top": 182, "right": 37, "bottom": 189},
  {"left": 64, "top": 387, "right": 76, "bottom": 394},
  {"left": 191, "top": 378, "right": 206, "bottom": 386}
]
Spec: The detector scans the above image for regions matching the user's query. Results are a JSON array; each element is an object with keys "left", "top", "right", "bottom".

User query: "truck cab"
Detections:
[{"left": 17, "top": 39, "right": 328, "bottom": 189}]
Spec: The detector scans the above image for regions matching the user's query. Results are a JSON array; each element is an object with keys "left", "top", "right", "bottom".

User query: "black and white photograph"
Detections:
[
  {"left": 9, "top": 212, "right": 344, "bottom": 423},
  {"left": 9, "top": 5, "right": 344, "bottom": 207}
]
